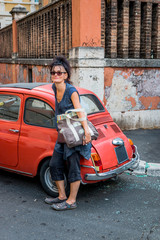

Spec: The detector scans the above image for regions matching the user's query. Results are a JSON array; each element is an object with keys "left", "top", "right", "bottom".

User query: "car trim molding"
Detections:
[{"left": 0, "top": 166, "right": 33, "bottom": 176}]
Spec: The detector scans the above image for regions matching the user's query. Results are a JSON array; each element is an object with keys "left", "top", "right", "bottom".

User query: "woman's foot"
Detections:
[
  {"left": 45, "top": 197, "right": 67, "bottom": 205},
  {"left": 51, "top": 201, "right": 77, "bottom": 211}
]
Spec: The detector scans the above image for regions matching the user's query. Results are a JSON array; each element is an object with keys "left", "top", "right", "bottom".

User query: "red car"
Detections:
[{"left": 0, "top": 83, "right": 139, "bottom": 196}]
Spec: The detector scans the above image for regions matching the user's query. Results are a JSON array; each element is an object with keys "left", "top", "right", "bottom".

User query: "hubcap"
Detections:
[{"left": 44, "top": 167, "right": 67, "bottom": 193}]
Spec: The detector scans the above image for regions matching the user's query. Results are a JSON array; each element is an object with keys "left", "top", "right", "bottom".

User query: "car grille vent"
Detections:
[
  {"left": 110, "top": 124, "right": 121, "bottom": 133},
  {"left": 97, "top": 129, "right": 106, "bottom": 140},
  {"left": 90, "top": 116, "right": 112, "bottom": 125}
]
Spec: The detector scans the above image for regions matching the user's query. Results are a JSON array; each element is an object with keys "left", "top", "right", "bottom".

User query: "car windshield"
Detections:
[{"left": 80, "top": 94, "right": 105, "bottom": 115}]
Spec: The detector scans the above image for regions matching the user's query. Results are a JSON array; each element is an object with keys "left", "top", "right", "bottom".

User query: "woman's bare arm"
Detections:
[{"left": 71, "top": 92, "right": 91, "bottom": 145}]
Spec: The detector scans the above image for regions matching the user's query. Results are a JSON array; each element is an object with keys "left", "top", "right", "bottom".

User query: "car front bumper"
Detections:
[{"left": 82, "top": 146, "right": 140, "bottom": 181}]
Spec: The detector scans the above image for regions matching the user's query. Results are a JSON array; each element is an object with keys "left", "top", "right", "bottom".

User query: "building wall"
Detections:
[
  {"left": 104, "top": 67, "right": 160, "bottom": 129},
  {"left": 101, "top": 0, "right": 160, "bottom": 59},
  {"left": 0, "top": 0, "right": 160, "bottom": 130},
  {"left": 0, "top": 63, "right": 50, "bottom": 83},
  {"left": 104, "top": 67, "right": 160, "bottom": 112},
  {"left": 0, "top": 0, "right": 39, "bottom": 29}
]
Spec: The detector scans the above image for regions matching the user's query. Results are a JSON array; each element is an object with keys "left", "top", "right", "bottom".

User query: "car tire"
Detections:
[{"left": 39, "top": 159, "right": 69, "bottom": 197}]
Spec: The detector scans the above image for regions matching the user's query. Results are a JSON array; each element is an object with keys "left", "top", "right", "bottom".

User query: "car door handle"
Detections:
[{"left": 9, "top": 129, "right": 19, "bottom": 133}]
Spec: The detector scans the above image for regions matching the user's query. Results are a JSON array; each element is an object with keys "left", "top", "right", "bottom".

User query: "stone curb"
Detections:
[
  {"left": 146, "top": 162, "right": 160, "bottom": 177},
  {"left": 126, "top": 160, "right": 160, "bottom": 177}
]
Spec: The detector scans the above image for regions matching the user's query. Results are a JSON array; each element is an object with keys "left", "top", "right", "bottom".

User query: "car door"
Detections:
[
  {"left": 0, "top": 92, "right": 23, "bottom": 167},
  {"left": 18, "top": 95, "right": 57, "bottom": 175}
]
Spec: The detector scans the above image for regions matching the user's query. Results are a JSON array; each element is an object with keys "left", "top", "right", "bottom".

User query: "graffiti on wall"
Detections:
[
  {"left": 82, "top": 37, "right": 101, "bottom": 47},
  {"left": 104, "top": 68, "right": 160, "bottom": 112}
]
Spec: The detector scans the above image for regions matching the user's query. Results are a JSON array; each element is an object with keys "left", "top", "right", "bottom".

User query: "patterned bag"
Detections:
[{"left": 57, "top": 108, "right": 99, "bottom": 148}]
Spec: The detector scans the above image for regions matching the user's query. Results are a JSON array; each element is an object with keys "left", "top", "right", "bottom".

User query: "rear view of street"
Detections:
[{"left": 0, "top": 129, "right": 160, "bottom": 240}]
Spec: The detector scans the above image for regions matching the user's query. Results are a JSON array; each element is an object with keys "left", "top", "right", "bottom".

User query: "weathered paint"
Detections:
[
  {"left": 104, "top": 67, "right": 160, "bottom": 112},
  {"left": 111, "top": 109, "right": 160, "bottom": 130},
  {"left": 0, "top": 62, "right": 160, "bottom": 129},
  {"left": 32, "top": 66, "right": 50, "bottom": 83},
  {"left": 139, "top": 96, "right": 160, "bottom": 110},
  {"left": 104, "top": 68, "right": 114, "bottom": 87},
  {"left": 125, "top": 96, "right": 137, "bottom": 108},
  {"left": 0, "top": 64, "right": 13, "bottom": 84},
  {"left": 23, "top": 67, "right": 28, "bottom": 82},
  {"left": 0, "top": 63, "right": 50, "bottom": 84},
  {"left": 104, "top": 67, "right": 160, "bottom": 129}
]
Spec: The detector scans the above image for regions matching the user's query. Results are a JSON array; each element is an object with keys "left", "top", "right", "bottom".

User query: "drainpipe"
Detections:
[{"left": 9, "top": 5, "right": 28, "bottom": 83}]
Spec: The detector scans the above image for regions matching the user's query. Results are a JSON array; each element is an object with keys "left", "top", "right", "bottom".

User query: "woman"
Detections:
[{"left": 45, "top": 56, "right": 91, "bottom": 211}]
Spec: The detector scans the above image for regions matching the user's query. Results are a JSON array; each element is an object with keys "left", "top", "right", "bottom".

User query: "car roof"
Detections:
[
  {"left": 0, "top": 82, "right": 94, "bottom": 95},
  {"left": 0, "top": 82, "right": 48, "bottom": 90}
]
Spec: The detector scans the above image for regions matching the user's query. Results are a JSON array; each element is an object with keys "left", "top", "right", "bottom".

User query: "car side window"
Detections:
[
  {"left": 80, "top": 94, "right": 104, "bottom": 115},
  {"left": 0, "top": 94, "right": 20, "bottom": 121},
  {"left": 24, "top": 98, "right": 56, "bottom": 128}
]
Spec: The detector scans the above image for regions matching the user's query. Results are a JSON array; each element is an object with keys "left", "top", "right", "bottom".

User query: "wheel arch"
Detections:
[{"left": 37, "top": 156, "right": 51, "bottom": 176}]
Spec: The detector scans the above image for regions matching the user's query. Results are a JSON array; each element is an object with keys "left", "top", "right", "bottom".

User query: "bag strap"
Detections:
[
  {"left": 57, "top": 109, "right": 87, "bottom": 122},
  {"left": 65, "top": 108, "right": 87, "bottom": 122}
]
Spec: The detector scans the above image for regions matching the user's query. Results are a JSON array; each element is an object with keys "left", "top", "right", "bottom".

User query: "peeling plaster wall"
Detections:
[
  {"left": 104, "top": 68, "right": 160, "bottom": 129},
  {"left": 0, "top": 63, "right": 51, "bottom": 84},
  {"left": 0, "top": 64, "right": 13, "bottom": 84},
  {"left": 32, "top": 66, "right": 51, "bottom": 83},
  {"left": 104, "top": 68, "right": 160, "bottom": 111}
]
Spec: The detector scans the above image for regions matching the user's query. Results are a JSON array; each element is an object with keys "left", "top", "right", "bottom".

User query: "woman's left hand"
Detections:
[{"left": 83, "top": 130, "right": 91, "bottom": 145}]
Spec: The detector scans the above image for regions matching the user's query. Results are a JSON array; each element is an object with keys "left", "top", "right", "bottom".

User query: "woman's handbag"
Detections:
[{"left": 57, "top": 108, "right": 99, "bottom": 148}]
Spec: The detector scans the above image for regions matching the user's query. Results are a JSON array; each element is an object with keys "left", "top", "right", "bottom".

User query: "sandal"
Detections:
[
  {"left": 51, "top": 201, "right": 77, "bottom": 211},
  {"left": 45, "top": 197, "right": 67, "bottom": 205}
]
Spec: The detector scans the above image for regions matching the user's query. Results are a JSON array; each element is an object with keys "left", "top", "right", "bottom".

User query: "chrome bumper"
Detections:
[{"left": 83, "top": 146, "right": 140, "bottom": 181}]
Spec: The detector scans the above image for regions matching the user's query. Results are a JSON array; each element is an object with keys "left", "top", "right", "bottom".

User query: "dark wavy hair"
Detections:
[{"left": 50, "top": 56, "right": 72, "bottom": 84}]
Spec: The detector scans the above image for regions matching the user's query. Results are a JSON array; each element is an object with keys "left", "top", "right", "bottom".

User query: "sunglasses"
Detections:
[{"left": 50, "top": 71, "right": 66, "bottom": 76}]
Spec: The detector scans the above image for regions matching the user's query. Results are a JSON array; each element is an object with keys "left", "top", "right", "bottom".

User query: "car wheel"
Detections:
[{"left": 39, "top": 159, "right": 69, "bottom": 197}]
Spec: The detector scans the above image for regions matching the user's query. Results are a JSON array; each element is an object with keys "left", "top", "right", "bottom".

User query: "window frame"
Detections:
[
  {"left": 80, "top": 94, "right": 105, "bottom": 116},
  {"left": 0, "top": 94, "right": 21, "bottom": 122},
  {"left": 24, "top": 97, "right": 56, "bottom": 129}
]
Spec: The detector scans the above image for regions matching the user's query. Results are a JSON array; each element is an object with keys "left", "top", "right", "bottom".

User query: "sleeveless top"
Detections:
[{"left": 52, "top": 82, "right": 91, "bottom": 160}]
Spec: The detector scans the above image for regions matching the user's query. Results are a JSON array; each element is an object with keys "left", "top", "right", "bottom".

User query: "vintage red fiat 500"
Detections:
[{"left": 0, "top": 83, "right": 139, "bottom": 196}]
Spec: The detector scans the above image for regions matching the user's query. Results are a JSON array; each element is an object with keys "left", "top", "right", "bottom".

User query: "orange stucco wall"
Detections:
[
  {"left": 0, "top": 64, "right": 13, "bottom": 84},
  {"left": 43, "top": 0, "right": 49, "bottom": 6},
  {"left": 0, "top": 64, "right": 50, "bottom": 84},
  {"left": 72, "top": 0, "right": 101, "bottom": 47}
]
